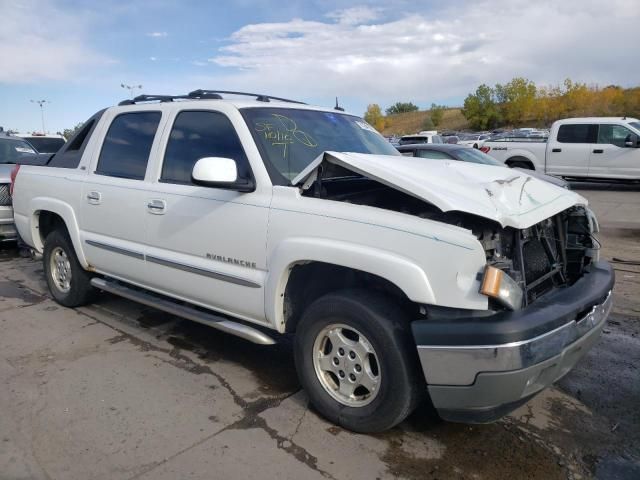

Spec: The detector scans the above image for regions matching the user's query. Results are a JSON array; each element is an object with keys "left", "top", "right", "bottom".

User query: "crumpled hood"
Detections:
[{"left": 293, "top": 152, "right": 586, "bottom": 229}]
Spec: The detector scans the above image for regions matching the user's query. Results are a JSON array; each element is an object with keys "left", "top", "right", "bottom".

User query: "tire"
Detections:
[
  {"left": 507, "top": 159, "right": 534, "bottom": 170},
  {"left": 294, "top": 290, "right": 423, "bottom": 433},
  {"left": 43, "top": 229, "right": 96, "bottom": 307}
]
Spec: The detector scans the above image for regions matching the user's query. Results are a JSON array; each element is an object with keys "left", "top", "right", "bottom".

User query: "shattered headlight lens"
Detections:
[{"left": 480, "top": 266, "right": 524, "bottom": 310}]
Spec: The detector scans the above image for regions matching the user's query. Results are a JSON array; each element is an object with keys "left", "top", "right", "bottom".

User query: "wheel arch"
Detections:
[
  {"left": 505, "top": 155, "right": 536, "bottom": 170},
  {"left": 29, "top": 198, "right": 89, "bottom": 268},
  {"left": 265, "top": 238, "right": 435, "bottom": 333}
]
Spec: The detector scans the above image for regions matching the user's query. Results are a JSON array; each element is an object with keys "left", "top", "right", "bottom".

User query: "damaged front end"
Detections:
[{"left": 461, "top": 206, "right": 600, "bottom": 310}]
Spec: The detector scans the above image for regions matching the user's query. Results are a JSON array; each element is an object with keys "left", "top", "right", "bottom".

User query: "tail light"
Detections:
[
  {"left": 9, "top": 164, "right": 20, "bottom": 196},
  {"left": 480, "top": 146, "right": 491, "bottom": 153}
]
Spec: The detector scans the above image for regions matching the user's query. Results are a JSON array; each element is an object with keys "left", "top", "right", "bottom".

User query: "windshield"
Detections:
[
  {"left": 0, "top": 138, "right": 37, "bottom": 164},
  {"left": 629, "top": 121, "right": 640, "bottom": 132},
  {"left": 242, "top": 108, "right": 400, "bottom": 183},
  {"left": 454, "top": 148, "right": 503, "bottom": 166},
  {"left": 23, "top": 137, "right": 65, "bottom": 153}
]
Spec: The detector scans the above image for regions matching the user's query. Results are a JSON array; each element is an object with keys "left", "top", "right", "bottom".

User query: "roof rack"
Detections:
[
  {"left": 189, "top": 89, "right": 306, "bottom": 104},
  {"left": 118, "top": 89, "right": 306, "bottom": 106}
]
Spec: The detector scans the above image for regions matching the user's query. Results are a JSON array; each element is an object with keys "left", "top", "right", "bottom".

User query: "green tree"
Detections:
[
  {"left": 462, "top": 84, "right": 501, "bottom": 130},
  {"left": 63, "top": 122, "right": 84, "bottom": 140},
  {"left": 495, "top": 77, "right": 537, "bottom": 126},
  {"left": 363, "top": 104, "right": 386, "bottom": 131},
  {"left": 422, "top": 116, "right": 435, "bottom": 130},
  {"left": 429, "top": 103, "right": 445, "bottom": 127},
  {"left": 385, "top": 102, "right": 419, "bottom": 115}
]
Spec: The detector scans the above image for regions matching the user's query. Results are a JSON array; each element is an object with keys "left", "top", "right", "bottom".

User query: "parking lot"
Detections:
[{"left": 0, "top": 184, "right": 638, "bottom": 480}]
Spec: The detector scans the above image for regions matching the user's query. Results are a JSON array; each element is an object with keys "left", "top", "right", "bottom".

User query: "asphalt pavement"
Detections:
[{"left": 0, "top": 184, "right": 638, "bottom": 480}]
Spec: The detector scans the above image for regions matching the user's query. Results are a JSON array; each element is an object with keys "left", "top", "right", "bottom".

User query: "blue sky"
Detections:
[{"left": 1, "top": 0, "right": 638, "bottom": 134}]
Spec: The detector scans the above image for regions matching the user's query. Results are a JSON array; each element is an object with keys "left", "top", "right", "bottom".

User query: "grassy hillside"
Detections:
[{"left": 381, "top": 108, "right": 469, "bottom": 136}]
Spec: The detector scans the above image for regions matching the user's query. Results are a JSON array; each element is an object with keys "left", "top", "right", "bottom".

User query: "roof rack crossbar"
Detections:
[
  {"left": 118, "top": 90, "right": 305, "bottom": 106},
  {"left": 188, "top": 89, "right": 306, "bottom": 104}
]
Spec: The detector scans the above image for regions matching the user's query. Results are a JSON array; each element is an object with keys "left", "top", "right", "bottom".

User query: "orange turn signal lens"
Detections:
[{"left": 480, "top": 265, "right": 503, "bottom": 298}]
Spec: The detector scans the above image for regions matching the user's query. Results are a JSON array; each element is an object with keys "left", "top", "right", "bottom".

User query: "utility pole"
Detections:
[
  {"left": 121, "top": 83, "right": 143, "bottom": 99},
  {"left": 30, "top": 99, "right": 50, "bottom": 134}
]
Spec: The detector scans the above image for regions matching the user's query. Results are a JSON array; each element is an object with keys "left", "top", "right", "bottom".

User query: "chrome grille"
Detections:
[{"left": 0, "top": 184, "right": 11, "bottom": 206}]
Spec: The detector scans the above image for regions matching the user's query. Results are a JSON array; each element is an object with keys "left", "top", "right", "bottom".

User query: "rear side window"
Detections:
[
  {"left": 161, "top": 110, "right": 251, "bottom": 185},
  {"left": 417, "top": 150, "right": 452, "bottom": 160},
  {"left": 96, "top": 112, "right": 161, "bottom": 180},
  {"left": 557, "top": 124, "right": 597, "bottom": 143},
  {"left": 598, "top": 124, "right": 635, "bottom": 147}
]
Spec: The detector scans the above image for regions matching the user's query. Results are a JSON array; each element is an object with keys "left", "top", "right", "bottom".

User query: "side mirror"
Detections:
[
  {"left": 624, "top": 133, "right": 640, "bottom": 148},
  {"left": 191, "top": 157, "right": 255, "bottom": 192}
]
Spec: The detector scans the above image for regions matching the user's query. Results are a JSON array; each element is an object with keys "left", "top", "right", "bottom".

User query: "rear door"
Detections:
[
  {"left": 546, "top": 123, "right": 597, "bottom": 176},
  {"left": 80, "top": 109, "right": 164, "bottom": 285},
  {"left": 589, "top": 123, "right": 640, "bottom": 179}
]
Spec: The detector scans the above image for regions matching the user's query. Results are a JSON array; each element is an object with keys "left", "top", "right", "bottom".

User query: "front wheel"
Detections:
[
  {"left": 294, "top": 290, "right": 423, "bottom": 433},
  {"left": 43, "top": 230, "right": 96, "bottom": 307}
]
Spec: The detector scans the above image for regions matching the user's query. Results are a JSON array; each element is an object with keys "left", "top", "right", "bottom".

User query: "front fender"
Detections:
[
  {"left": 27, "top": 197, "right": 88, "bottom": 268},
  {"left": 265, "top": 237, "right": 435, "bottom": 332}
]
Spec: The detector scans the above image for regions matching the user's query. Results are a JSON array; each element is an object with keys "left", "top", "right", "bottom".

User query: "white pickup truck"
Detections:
[
  {"left": 11, "top": 91, "right": 614, "bottom": 432},
  {"left": 481, "top": 117, "right": 640, "bottom": 181}
]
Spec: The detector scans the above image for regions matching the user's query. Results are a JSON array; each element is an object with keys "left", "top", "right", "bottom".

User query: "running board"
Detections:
[{"left": 90, "top": 278, "right": 276, "bottom": 345}]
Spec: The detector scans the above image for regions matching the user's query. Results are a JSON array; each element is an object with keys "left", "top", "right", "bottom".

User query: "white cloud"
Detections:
[
  {"left": 147, "top": 32, "right": 168, "bottom": 38},
  {"left": 149, "top": 56, "right": 158, "bottom": 61},
  {"left": 209, "top": 0, "right": 640, "bottom": 107},
  {"left": 326, "top": 6, "right": 382, "bottom": 25},
  {"left": 0, "top": 0, "right": 110, "bottom": 83}
]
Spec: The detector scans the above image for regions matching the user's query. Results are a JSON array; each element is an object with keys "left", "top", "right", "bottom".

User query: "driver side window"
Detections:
[
  {"left": 161, "top": 110, "right": 251, "bottom": 185},
  {"left": 598, "top": 124, "right": 634, "bottom": 148}
]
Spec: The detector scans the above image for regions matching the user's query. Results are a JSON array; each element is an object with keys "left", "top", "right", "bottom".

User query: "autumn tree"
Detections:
[
  {"left": 494, "top": 77, "right": 537, "bottom": 126},
  {"left": 364, "top": 104, "right": 386, "bottom": 131}
]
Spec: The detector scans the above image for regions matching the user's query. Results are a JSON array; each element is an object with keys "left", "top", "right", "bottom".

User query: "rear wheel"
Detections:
[
  {"left": 507, "top": 158, "right": 534, "bottom": 170},
  {"left": 294, "top": 290, "right": 423, "bottom": 433},
  {"left": 43, "top": 230, "right": 96, "bottom": 307}
]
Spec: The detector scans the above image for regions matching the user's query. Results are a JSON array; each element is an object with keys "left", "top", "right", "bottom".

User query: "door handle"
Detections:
[
  {"left": 147, "top": 199, "right": 166, "bottom": 214},
  {"left": 86, "top": 191, "right": 101, "bottom": 204},
  {"left": 593, "top": 149, "right": 604, "bottom": 154},
  {"left": 552, "top": 148, "right": 562, "bottom": 153}
]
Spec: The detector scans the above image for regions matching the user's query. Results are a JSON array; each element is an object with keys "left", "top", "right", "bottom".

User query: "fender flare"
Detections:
[
  {"left": 28, "top": 197, "right": 89, "bottom": 268},
  {"left": 265, "top": 237, "right": 435, "bottom": 332}
]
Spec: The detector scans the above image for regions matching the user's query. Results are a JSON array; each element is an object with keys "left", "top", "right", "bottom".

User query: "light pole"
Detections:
[
  {"left": 30, "top": 99, "right": 50, "bottom": 134},
  {"left": 121, "top": 83, "right": 143, "bottom": 99}
]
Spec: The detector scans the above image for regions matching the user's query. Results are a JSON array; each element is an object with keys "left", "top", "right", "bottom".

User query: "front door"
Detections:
[
  {"left": 143, "top": 109, "right": 271, "bottom": 324},
  {"left": 589, "top": 123, "right": 640, "bottom": 180},
  {"left": 80, "top": 110, "right": 164, "bottom": 285}
]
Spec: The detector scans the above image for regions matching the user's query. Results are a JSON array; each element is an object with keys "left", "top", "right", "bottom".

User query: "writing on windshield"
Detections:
[{"left": 254, "top": 114, "right": 317, "bottom": 158}]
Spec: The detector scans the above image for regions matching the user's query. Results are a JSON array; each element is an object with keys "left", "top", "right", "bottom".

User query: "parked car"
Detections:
[
  {"left": 481, "top": 117, "right": 640, "bottom": 181},
  {"left": 0, "top": 133, "right": 39, "bottom": 241},
  {"left": 17, "top": 133, "right": 66, "bottom": 154},
  {"left": 398, "top": 133, "right": 443, "bottom": 145},
  {"left": 444, "top": 135, "right": 459, "bottom": 144},
  {"left": 397, "top": 143, "right": 570, "bottom": 188},
  {"left": 12, "top": 90, "right": 613, "bottom": 433},
  {"left": 458, "top": 133, "right": 492, "bottom": 148}
]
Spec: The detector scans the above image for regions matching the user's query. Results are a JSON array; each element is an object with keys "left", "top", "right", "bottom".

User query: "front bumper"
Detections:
[
  {"left": 412, "top": 261, "right": 614, "bottom": 423},
  {"left": 0, "top": 206, "right": 17, "bottom": 241}
]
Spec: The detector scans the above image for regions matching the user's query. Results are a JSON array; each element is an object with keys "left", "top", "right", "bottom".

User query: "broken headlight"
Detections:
[{"left": 480, "top": 265, "right": 524, "bottom": 311}]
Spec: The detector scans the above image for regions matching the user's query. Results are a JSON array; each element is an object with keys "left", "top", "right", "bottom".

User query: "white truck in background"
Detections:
[{"left": 481, "top": 117, "right": 640, "bottom": 181}]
